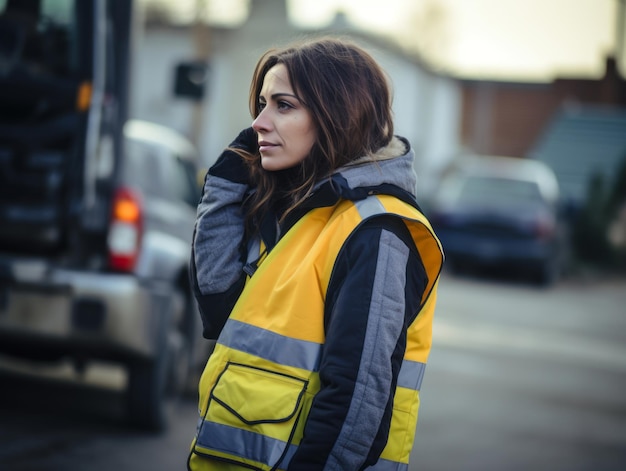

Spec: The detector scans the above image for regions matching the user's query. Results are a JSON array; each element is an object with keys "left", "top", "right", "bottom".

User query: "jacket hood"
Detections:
[
  {"left": 270, "top": 136, "right": 419, "bottom": 247},
  {"left": 319, "top": 135, "right": 417, "bottom": 198}
]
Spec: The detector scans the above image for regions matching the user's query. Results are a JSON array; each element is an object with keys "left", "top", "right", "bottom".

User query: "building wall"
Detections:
[
  {"left": 460, "top": 82, "right": 557, "bottom": 157},
  {"left": 130, "top": 0, "right": 462, "bottom": 200},
  {"left": 460, "top": 58, "right": 626, "bottom": 158},
  {"left": 129, "top": 27, "right": 196, "bottom": 139}
]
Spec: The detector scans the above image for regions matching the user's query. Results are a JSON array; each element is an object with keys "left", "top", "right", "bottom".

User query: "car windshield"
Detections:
[
  {"left": 458, "top": 176, "right": 544, "bottom": 206},
  {"left": 0, "top": 0, "right": 78, "bottom": 77}
]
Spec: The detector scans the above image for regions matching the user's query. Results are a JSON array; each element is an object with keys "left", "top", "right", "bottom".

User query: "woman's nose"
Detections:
[{"left": 252, "top": 109, "right": 271, "bottom": 133}]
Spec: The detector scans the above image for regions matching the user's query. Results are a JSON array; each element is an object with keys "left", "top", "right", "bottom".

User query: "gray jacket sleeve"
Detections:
[{"left": 191, "top": 173, "right": 249, "bottom": 338}]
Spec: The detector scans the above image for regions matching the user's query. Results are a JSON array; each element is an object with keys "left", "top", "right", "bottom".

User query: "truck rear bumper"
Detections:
[{"left": 0, "top": 268, "right": 172, "bottom": 361}]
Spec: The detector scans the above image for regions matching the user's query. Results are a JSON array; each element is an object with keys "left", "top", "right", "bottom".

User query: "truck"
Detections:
[{"left": 0, "top": 0, "right": 206, "bottom": 430}]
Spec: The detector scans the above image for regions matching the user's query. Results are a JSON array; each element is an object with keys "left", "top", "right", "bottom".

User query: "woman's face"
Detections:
[{"left": 252, "top": 64, "right": 317, "bottom": 172}]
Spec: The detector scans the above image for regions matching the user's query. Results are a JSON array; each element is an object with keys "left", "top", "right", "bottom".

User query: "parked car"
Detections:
[
  {"left": 428, "top": 155, "right": 569, "bottom": 285},
  {"left": 0, "top": 119, "right": 205, "bottom": 430}
]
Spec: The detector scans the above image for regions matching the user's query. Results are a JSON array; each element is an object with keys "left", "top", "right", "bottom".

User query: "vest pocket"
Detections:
[{"left": 194, "top": 361, "right": 308, "bottom": 469}]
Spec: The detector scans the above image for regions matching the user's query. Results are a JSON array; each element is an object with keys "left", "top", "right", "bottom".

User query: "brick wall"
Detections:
[{"left": 460, "top": 58, "right": 626, "bottom": 158}]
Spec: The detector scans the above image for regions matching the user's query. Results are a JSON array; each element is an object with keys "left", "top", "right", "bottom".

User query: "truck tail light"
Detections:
[{"left": 108, "top": 187, "right": 143, "bottom": 272}]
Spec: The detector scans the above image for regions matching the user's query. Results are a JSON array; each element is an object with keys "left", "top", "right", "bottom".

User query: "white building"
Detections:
[{"left": 131, "top": 0, "right": 461, "bottom": 200}]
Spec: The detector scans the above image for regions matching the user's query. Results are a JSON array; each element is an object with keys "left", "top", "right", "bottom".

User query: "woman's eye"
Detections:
[
  {"left": 257, "top": 102, "right": 266, "bottom": 112},
  {"left": 277, "top": 101, "right": 293, "bottom": 111}
]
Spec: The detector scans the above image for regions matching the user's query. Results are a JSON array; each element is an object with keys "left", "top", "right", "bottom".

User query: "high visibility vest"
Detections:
[{"left": 188, "top": 194, "right": 443, "bottom": 471}]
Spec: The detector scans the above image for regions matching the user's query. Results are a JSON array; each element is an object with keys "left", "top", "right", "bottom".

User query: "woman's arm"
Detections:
[
  {"left": 288, "top": 216, "right": 427, "bottom": 470},
  {"left": 190, "top": 128, "right": 256, "bottom": 339}
]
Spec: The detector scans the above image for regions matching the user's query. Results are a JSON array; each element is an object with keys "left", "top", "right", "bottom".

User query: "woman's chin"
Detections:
[{"left": 261, "top": 158, "right": 294, "bottom": 172}]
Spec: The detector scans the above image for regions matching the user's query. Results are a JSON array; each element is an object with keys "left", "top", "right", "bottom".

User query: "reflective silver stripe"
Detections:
[
  {"left": 356, "top": 197, "right": 427, "bottom": 393},
  {"left": 369, "top": 457, "right": 409, "bottom": 471},
  {"left": 196, "top": 420, "right": 297, "bottom": 468},
  {"left": 219, "top": 319, "right": 322, "bottom": 371},
  {"left": 355, "top": 196, "right": 387, "bottom": 219},
  {"left": 397, "top": 359, "right": 426, "bottom": 391},
  {"left": 246, "top": 237, "right": 261, "bottom": 264}
]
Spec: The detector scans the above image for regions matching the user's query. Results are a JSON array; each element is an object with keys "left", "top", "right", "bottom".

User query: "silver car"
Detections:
[{"left": 0, "top": 120, "right": 206, "bottom": 430}]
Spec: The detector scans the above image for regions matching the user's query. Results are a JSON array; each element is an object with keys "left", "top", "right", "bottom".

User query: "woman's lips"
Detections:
[{"left": 258, "top": 141, "right": 278, "bottom": 152}]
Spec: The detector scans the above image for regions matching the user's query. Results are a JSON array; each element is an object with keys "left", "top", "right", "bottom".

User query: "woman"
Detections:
[{"left": 188, "top": 37, "right": 443, "bottom": 471}]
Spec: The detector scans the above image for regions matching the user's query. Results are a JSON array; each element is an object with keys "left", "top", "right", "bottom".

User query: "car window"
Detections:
[
  {"left": 170, "top": 155, "right": 200, "bottom": 207},
  {"left": 124, "top": 138, "right": 199, "bottom": 206},
  {"left": 459, "top": 177, "right": 544, "bottom": 206},
  {"left": 0, "top": 0, "right": 78, "bottom": 77},
  {"left": 124, "top": 138, "right": 167, "bottom": 198}
]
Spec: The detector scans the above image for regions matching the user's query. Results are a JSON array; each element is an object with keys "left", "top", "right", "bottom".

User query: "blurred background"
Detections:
[
  {"left": 0, "top": 0, "right": 625, "bottom": 470},
  {"left": 133, "top": 0, "right": 626, "bottom": 276}
]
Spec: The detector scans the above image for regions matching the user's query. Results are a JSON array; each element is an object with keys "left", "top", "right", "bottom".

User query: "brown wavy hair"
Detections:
[{"left": 237, "top": 36, "right": 394, "bottom": 232}]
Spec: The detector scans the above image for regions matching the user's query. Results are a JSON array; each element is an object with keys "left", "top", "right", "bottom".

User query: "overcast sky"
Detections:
[
  {"left": 147, "top": 0, "right": 624, "bottom": 82},
  {"left": 300, "top": 0, "right": 621, "bottom": 81}
]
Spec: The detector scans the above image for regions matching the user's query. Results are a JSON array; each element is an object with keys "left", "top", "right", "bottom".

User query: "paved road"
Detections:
[
  {"left": 1, "top": 272, "right": 625, "bottom": 470},
  {"left": 412, "top": 272, "right": 626, "bottom": 471}
]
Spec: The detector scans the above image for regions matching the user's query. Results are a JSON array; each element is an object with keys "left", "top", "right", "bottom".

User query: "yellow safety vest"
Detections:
[{"left": 188, "top": 194, "right": 443, "bottom": 471}]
